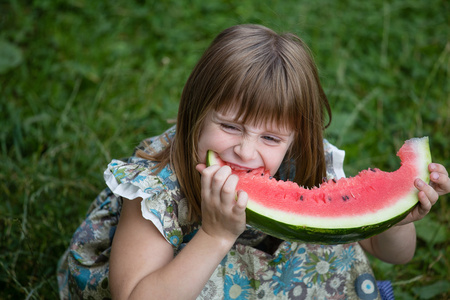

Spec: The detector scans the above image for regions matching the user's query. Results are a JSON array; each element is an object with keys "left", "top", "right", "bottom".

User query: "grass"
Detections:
[{"left": 1, "top": 0, "right": 449, "bottom": 298}]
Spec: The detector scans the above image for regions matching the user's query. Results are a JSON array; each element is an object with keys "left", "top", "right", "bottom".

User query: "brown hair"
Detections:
[{"left": 139, "top": 24, "right": 331, "bottom": 222}]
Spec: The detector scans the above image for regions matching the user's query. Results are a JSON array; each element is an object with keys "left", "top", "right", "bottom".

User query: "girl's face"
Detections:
[{"left": 198, "top": 109, "right": 294, "bottom": 175}]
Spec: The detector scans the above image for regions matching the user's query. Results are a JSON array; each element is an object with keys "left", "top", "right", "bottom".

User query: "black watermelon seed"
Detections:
[
  {"left": 370, "top": 168, "right": 376, "bottom": 172},
  {"left": 247, "top": 170, "right": 251, "bottom": 173},
  {"left": 332, "top": 178, "right": 337, "bottom": 183}
]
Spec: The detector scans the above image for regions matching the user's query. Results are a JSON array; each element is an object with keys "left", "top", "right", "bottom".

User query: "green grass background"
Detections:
[{"left": 1, "top": 0, "right": 449, "bottom": 298}]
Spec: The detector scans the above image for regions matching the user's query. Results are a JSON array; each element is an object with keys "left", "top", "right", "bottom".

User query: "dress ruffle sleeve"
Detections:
[
  {"left": 104, "top": 158, "right": 185, "bottom": 248},
  {"left": 324, "top": 139, "right": 346, "bottom": 179}
]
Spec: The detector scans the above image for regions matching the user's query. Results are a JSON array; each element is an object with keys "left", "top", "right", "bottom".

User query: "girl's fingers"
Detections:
[
  {"left": 428, "top": 164, "right": 450, "bottom": 196},
  {"left": 415, "top": 178, "right": 439, "bottom": 205},
  {"left": 199, "top": 165, "right": 247, "bottom": 238},
  {"left": 234, "top": 190, "right": 248, "bottom": 212},
  {"left": 199, "top": 165, "right": 220, "bottom": 202},
  {"left": 416, "top": 190, "right": 433, "bottom": 216},
  {"left": 429, "top": 163, "right": 448, "bottom": 177},
  {"left": 200, "top": 165, "right": 238, "bottom": 207},
  {"left": 200, "top": 164, "right": 220, "bottom": 188},
  {"left": 196, "top": 163, "right": 207, "bottom": 173},
  {"left": 412, "top": 178, "right": 439, "bottom": 221},
  {"left": 395, "top": 164, "right": 448, "bottom": 226},
  {"left": 210, "top": 166, "right": 233, "bottom": 199},
  {"left": 221, "top": 173, "right": 239, "bottom": 202}
]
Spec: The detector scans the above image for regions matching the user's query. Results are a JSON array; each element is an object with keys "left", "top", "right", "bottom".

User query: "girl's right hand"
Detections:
[{"left": 196, "top": 164, "right": 248, "bottom": 243}]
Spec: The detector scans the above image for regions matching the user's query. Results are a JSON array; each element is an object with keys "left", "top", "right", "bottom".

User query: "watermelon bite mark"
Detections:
[{"left": 206, "top": 137, "right": 431, "bottom": 244}]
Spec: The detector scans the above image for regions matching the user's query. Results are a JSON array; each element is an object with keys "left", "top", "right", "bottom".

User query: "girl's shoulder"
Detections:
[
  {"left": 104, "top": 156, "right": 188, "bottom": 245},
  {"left": 105, "top": 125, "right": 178, "bottom": 199},
  {"left": 103, "top": 126, "right": 194, "bottom": 247},
  {"left": 104, "top": 156, "right": 178, "bottom": 201}
]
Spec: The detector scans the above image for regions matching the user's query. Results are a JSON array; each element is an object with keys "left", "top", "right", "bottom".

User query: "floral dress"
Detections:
[{"left": 57, "top": 126, "right": 384, "bottom": 300}]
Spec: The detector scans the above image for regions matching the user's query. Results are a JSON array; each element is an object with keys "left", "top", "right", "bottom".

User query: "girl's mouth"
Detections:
[{"left": 226, "top": 162, "right": 254, "bottom": 172}]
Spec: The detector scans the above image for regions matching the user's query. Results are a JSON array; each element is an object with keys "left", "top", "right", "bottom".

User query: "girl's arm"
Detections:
[
  {"left": 110, "top": 164, "right": 247, "bottom": 300},
  {"left": 360, "top": 163, "right": 449, "bottom": 264}
]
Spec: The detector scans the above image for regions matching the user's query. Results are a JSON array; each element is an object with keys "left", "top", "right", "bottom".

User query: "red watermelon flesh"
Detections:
[{"left": 206, "top": 137, "right": 431, "bottom": 244}]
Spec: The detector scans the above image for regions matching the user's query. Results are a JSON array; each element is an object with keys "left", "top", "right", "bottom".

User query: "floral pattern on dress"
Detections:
[
  {"left": 202, "top": 242, "right": 380, "bottom": 299},
  {"left": 57, "top": 187, "right": 120, "bottom": 300}
]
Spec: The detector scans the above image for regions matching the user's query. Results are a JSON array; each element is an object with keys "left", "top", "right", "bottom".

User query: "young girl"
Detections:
[{"left": 58, "top": 24, "right": 450, "bottom": 299}]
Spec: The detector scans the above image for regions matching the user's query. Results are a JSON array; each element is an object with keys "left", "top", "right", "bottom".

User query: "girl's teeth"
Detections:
[{"left": 228, "top": 164, "right": 252, "bottom": 171}]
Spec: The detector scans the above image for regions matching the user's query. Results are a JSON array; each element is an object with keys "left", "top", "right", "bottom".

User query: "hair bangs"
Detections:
[{"left": 213, "top": 56, "right": 301, "bottom": 133}]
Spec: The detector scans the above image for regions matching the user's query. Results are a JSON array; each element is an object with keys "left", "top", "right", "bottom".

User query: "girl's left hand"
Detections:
[{"left": 397, "top": 163, "right": 449, "bottom": 226}]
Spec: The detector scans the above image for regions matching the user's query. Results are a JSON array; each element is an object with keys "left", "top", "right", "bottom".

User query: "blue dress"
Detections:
[{"left": 57, "top": 126, "right": 384, "bottom": 300}]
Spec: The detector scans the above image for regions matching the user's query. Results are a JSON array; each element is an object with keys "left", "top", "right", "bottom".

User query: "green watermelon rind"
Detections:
[
  {"left": 246, "top": 203, "right": 413, "bottom": 244},
  {"left": 206, "top": 151, "right": 218, "bottom": 168},
  {"left": 244, "top": 189, "right": 421, "bottom": 229},
  {"left": 206, "top": 137, "right": 431, "bottom": 244}
]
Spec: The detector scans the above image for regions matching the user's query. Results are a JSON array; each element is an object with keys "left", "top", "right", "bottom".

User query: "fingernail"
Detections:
[
  {"left": 416, "top": 180, "right": 424, "bottom": 187},
  {"left": 430, "top": 163, "right": 436, "bottom": 171},
  {"left": 432, "top": 173, "right": 439, "bottom": 180}
]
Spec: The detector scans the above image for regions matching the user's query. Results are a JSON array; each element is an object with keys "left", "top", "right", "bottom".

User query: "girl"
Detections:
[{"left": 58, "top": 24, "right": 450, "bottom": 299}]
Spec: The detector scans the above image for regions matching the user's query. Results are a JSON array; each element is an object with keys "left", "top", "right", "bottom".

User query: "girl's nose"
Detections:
[{"left": 234, "top": 138, "right": 257, "bottom": 162}]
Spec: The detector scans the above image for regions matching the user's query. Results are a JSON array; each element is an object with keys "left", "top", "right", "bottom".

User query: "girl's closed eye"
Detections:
[
  {"left": 220, "top": 123, "right": 242, "bottom": 133},
  {"left": 262, "top": 135, "right": 281, "bottom": 145}
]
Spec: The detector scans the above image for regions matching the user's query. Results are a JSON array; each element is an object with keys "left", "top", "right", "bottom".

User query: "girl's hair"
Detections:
[{"left": 140, "top": 24, "right": 331, "bottom": 222}]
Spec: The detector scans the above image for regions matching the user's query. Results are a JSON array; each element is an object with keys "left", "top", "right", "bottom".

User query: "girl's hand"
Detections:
[
  {"left": 428, "top": 163, "right": 450, "bottom": 196},
  {"left": 397, "top": 163, "right": 449, "bottom": 226},
  {"left": 196, "top": 163, "right": 248, "bottom": 243},
  {"left": 360, "top": 163, "right": 449, "bottom": 264}
]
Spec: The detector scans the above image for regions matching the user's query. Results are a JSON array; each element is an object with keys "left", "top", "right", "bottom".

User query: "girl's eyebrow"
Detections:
[
  {"left": 212, "top": 111, "right": 243, "bottom": 125},
  {"left": 211, "top": 112, "right": 235, "bottom": 124},
  {"left": 214, "top": 110, "right": 237, "bottom": 120}
]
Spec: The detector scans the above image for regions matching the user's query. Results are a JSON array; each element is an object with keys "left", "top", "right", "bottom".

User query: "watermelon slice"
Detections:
[{"left": 206, "top": 137, "right": 431, "bottom": 244}]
